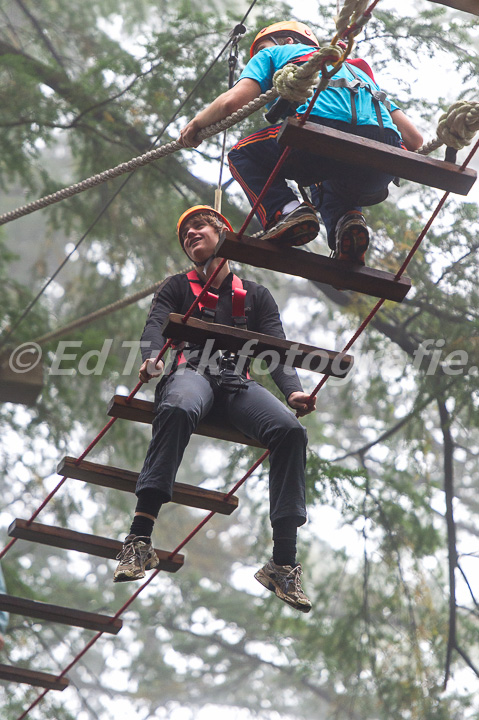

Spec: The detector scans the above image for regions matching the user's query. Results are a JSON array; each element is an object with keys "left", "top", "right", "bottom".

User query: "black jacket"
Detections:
[{"left": 141, "top": 270, "right": 303, "bottom": 399}]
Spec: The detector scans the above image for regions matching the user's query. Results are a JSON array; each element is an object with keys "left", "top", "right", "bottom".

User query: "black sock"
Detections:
[
  {"left": 272, "top": 517, "right": 298, "bottom": 567},
  {"left": 129, "top": 515, "right": 154, "bottom": 540},
  {"left": 128, "top": 489, "right": 164, "bottom": 540}
]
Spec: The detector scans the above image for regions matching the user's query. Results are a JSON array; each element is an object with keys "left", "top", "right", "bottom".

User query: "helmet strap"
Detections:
[
  {"left": 203, "top": 255, "right": 215, "bottom": 273},
  {"left": 190, "top": 253, "right": 215, "bottom": 269}
]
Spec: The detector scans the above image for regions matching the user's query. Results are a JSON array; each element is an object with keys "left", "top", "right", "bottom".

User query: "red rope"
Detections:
[
  {"left": 1, "top": 0, "right": 377, "bottom": 566},
  {"left": 11, "top": 141, "right": 477, "bottom": 711},
  {"left": 347, "top": 0, "right": 382, "bottom": 35},
  {"left": 395, "top": 137, "right": 479, "bottom": 280},
  {"left": 0, "top": 138, "right": 293, "bottom": 573},
  {"left": 0, "top": 419, "right": 119, "bottom": 560},
  {"left": 10, "top": 7, "right": 479, "bottom": 716},
  {"left": 5, "top": 107, "right": 299, "bottom": 720}
]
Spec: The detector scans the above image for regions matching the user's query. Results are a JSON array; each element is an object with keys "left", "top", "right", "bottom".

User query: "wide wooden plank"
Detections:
[
  {"left": 278, "top": 118, "right": 477, "bottom": 196},
  {"left": 57, "top": 456, "right": 239, "bottom": 515},
  {"left": 0, "top": 593, "right": 122, "bottom": 635},
  {"left": 216, "top": 231, "right": 411, "bottom": 302},
  {"left": 162, "top": 314, "right": 353, "bottom": 378},
  {"left": 0, "top": 663, "right": 68, "bottom": 690},
  {"left": 0, "top": 356, "right": 43, "bottom": 406},
  {"left": 429, "top": 0, "right": 479, "bottom": 15},
  {"left": 8, "top": 519, "right": 184, "bottom": 573},
  {"left": 107, "top": 394, "right": 265, "bottom": 448}
]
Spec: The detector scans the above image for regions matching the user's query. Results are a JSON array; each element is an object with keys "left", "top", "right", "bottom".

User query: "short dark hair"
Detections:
[{"left": 270, "top": 32, "right": 317, "bottom": 47}]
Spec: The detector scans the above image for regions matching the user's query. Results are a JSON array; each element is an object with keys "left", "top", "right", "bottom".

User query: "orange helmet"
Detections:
[
  {"left": 176, "top": 205, "right": 233, "bottom": 247},
  {"left": 250, "top": 21, "right": 319, "bottom": 58}
]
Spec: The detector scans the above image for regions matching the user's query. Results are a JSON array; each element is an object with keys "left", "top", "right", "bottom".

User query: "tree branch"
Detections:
[
  {"left": 437, "top": 397, "right": 457, "bottom": 690},
  {"left": 433, "top": 242, "right": 479, "bottom": 288},
  {"left": 331, "top": 393, "right": 435, "bottom": 462},
  {"left": 0, "top": 37, "right": 229, "bottom": 212},
  {"left": 161, "top": 617, "right": 363, "bottom": 718},
  {"left": 457, "top": 561, "right": 478, "bottom": 608},
  {"left": 67, "top": 61, "right": 163, "bottom": 129},
  {"left": 454, "top": 644, "right": 479, "bottom": 679},
  {"left": 307, "top": 273, "right": 422, "bottom": 358},
  {"left": 0, "top": 8, "right": 23, "bottom": 49},
  {"left": 14, "top": 0, "right": 68, "bottom": 73}
]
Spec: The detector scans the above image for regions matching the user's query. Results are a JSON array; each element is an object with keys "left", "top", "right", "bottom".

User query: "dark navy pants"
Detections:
[
  {"left": 136, "top": 369, "right": 308, "bottom": 526},
  {"left": 228, "top": 117, "right": 402, "bottom": 249}
]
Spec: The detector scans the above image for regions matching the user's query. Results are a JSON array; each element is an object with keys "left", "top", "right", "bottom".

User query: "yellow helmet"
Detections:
[
  {"left": 176, "top": 205, "right": 233, "bottom": 246},
  {"left": 250, "top": 21, "right": 319, "bottom": 58}
]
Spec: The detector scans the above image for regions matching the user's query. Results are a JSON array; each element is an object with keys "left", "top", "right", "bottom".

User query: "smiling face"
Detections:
[{"left": 182, "top": 216, "right": 221, "bottom": 264}]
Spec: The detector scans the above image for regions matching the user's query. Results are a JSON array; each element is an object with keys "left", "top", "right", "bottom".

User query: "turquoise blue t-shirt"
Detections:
[{"left": 239, "top": 44, "right": 401, "bottom": 136}]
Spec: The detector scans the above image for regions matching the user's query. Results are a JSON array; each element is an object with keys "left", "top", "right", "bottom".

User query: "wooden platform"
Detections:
[
  {"left": 0, "top": 593, "right": 122, "bottom": 634},
  {"left": 0, "top": 663, "right": 68, "bottom": 690},
  {"left": 57, "top": 456, "right": 239, "bottom": 515},
  {"left": 0, "top": 355, "right": 43, "bottom": 406},
  {"left": 8, "top": 519, "right": 184, "bottom": 573},
  {"left": 162, "top": 314, "right": 354, "bottom": 378},
  {"left": 278, "top": 118, "right": 477, "bottom": 195},
  {"left": 216, "top": 231, "right": 411, "bottom": 302},
  {"left": 429, "top": 0, "right": 479, "bottom": 15},
  {"left": 107, "top": 394, "right": 265, "bottom": 448}
]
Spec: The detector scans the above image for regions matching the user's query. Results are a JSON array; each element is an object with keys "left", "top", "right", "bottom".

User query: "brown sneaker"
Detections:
[
  {"left": 335, "top": 210, "right": 369, "bottom": 265},
  {"left": 113, "top": 534, "right": 159, "bottom": 583},
  {"left": 261, "top": 203, "right": 319, "bottom": 246},
  {"left": 254, "top": 558, "right": 312, "bottom": 613}
]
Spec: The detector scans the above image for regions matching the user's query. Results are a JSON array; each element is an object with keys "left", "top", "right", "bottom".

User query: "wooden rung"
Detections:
[
  {"left": 216, "top": 231, "right": 411, "bottom": 303},
  {"left": 0, "top": 663, "right": 68, "bottom": 690},
  {"left": 107, "top": 394, "right": 265, "bottom": 448},
  {"left": 162, "top": 313, "right": 353, "bottom": 378},
  {"left": 8, "top": 519, "right": 184, "bottom": 573},
  {"left": 428, "top": 0, "right": 479, "bottom": 15},
  {"left": 278, "top": 118, "right": 477, "bottom": 196},
  {"left": 57, "top": 456, "right": 239, "bottom": 516},
  {"left": 0, "top": 356, "right": 43, "bottom": 407},
  {"left": 0, "top": 593, "right": 122, "bottom": 635}
]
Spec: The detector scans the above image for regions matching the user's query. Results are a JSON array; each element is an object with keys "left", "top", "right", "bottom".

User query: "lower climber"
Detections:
[
  {"left": 113, "top": 205, "right": 316, "bottom": 612},
  {"left": 179, "top": 21, "right": 423, "bottom": 263}
]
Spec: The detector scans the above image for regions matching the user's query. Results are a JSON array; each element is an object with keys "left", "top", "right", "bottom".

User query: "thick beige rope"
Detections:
[
  {"left": 0, "top": 0, "right": 379, "bottom": 228},
  {"left": 335, "top": 0, "right": 371, "bottom": 37},
  {"left": 32, "top": 280, "right": 164, "bottom": 346},
  {"left": 273, "top": 45, "right": 344, "bottom": 103},
  {"left": 0, "top": 90, "right": 279, "bottom": 227},
  {"left": 272, "top": 0, "right": 377, "bottom": 104},
  {"left": 418, "top": 100, "right": 479, "bottom": 155}
]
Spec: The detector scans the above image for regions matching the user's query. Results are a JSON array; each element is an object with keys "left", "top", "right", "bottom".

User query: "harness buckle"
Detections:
[{"left": 200, "top": 306, "right": 217, "bottom": 322}]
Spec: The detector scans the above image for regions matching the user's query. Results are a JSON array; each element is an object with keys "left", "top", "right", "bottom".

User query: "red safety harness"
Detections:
[
  {"left": 186, "top": 270, "right": 247, "bottom": 324},
  {"left": 175, "top": 270, "right": 247, "bottom": 367}
]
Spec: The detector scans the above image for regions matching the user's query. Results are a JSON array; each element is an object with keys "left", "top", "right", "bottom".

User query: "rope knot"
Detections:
[
  {"left": 436, "top": 101, "right": 479, "bottom": 151},
  {"left": 273, "top": 45, "right": 343, "bottom": 104}
]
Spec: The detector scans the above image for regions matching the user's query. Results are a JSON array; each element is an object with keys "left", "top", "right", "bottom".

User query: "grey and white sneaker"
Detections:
[
  {"left": 113, "top": 534, "right": 159, "bottom": 583},
  {"left": 254, "top": 558, "right": 312, "bottom": 613},
  {"left": 334, "top": 210, "right": 369, "bottom": 265},
  {"left": 261, "top": 203, "right": 319, "bottom": 246}
]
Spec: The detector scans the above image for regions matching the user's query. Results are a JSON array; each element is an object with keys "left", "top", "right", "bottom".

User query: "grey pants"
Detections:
[{"left": 136, "top": 369, "right": 308, "bottom": 526}]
